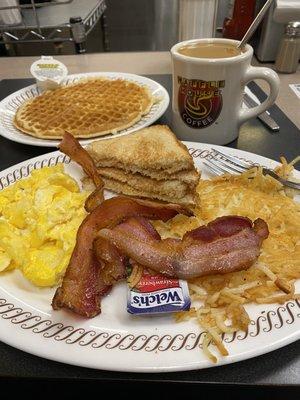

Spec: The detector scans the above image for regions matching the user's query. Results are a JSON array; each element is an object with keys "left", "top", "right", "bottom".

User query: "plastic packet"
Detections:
[{"left": 30, "top": 56, "right": 68, "bottom": 91}]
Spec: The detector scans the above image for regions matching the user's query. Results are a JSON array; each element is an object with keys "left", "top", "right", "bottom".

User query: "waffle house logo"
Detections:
[{"left": 178, "top": 77, "right": 224, "bottom": 128}]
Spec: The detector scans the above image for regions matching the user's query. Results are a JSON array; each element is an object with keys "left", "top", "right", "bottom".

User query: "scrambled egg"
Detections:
[{"left": 0, "top": 164, "right": 89, "bottom": 287}]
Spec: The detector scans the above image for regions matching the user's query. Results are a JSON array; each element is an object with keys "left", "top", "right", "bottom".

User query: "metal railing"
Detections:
[{"left": 0, "top": 0, "right": 107, "bottom": 53}]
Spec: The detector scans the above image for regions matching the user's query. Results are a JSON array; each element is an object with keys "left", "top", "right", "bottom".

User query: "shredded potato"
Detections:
[{"left": 153, "top": 158, "right": 300, "bottom": 362}]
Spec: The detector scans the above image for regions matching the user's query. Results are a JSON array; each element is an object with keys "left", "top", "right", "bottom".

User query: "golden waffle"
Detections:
[{"left": 14, "top": 78, "right": 154, "bottom": 139}]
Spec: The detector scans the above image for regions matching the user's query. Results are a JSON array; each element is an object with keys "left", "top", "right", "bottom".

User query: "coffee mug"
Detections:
[{"left": 171, "top": 38, "right": 280, "bottom": 145}]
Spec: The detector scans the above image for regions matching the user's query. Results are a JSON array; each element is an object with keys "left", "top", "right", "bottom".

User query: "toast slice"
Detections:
[
  {"left": 86, "top": 125, "right": 200, "bottom": 207},
  {"left": 87, "top": 125, "right": 196, "bottom": 176},
  {"left": 97, "top": 166, "right": 191, "bottom": 198},
  {"left": 101, "top": 176, "right": 197, "bottom": 206}
]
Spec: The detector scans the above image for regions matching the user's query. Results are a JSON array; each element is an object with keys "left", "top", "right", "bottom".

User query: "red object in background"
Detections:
[{"left": 222, "top": 0, "right": 257, "bottom": 40}]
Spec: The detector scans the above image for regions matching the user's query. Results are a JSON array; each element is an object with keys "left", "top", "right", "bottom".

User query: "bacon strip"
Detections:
[
  {"left": 52, "top": 197, "right": 191, "bottom": 317},
  {"left": 84, "top": 185, "right": 105, "bottom": 212},
  {"left": 94, "top": 217, "right": 162, "bottom": 285},
  {"left": 93, "top": 237, "right": 127, "bottom": 285},
  {"left": 59, "top": 131, "right": 104, "bottom": 189},
  {"left": 98, "top": 216, "right": 269, "bottom": 279}
]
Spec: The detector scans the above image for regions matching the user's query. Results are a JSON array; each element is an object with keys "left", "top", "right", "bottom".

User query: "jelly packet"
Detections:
[
  {"left": 127, "top": 266, "right": 191, "bottom": 315},
  {"left": 30, "top": 56, "right": 68, "bottom": 91}
]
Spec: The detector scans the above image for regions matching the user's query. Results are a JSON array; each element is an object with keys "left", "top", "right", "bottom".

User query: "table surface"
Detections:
[
  {"left": 0, "top": 75, "right": 299, "bottom": 392},
  {"left": 0, "top": 52, "right": 299, "bottom": 129}
]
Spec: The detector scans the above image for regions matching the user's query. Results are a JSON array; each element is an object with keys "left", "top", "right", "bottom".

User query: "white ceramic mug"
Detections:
[{"left": 171, "top": 38, "right": 280, "bottom": 145}]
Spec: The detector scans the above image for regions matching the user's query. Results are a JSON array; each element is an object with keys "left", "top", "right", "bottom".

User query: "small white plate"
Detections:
[
  {"left": 0, "top": 72, "right": 170, "bottom": 147},
  {"left": 0, "top": 143, "right": 299, "bottom": 372}
]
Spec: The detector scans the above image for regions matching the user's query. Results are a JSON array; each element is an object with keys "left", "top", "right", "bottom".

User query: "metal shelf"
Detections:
[{"left": 0, "top": 0, "right": 107, "bottom": 52}]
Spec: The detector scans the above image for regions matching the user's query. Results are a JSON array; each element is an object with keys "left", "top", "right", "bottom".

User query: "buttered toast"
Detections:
[{"left": 87, "top": 125, "right": 200, "bottom": 206}]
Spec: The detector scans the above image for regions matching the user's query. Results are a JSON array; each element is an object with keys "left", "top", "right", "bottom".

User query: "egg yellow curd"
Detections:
[{"left": 0, "top": 164, "right": 89, "bottom": 287}]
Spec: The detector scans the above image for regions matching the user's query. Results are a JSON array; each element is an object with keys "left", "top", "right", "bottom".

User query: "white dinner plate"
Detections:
[
  {"left": 0, "top": 72, "right": 169, "bottom": 147},
  {"left": 0, "top": 143, "right": 299, "bottom": 372}
]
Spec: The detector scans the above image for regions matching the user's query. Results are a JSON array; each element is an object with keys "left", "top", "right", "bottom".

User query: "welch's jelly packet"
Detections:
[{"left": 127, "top": 265, "right": 190, "bottom": 315}]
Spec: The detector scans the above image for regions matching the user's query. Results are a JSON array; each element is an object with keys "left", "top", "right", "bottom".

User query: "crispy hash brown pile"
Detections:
[{"left": 153, "top": 156, "right": 300, "bottom": 362}]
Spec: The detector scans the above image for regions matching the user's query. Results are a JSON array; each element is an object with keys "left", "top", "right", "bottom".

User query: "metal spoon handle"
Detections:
[{"left": 237, "top": 0, "right": 275, "bottom": 49}]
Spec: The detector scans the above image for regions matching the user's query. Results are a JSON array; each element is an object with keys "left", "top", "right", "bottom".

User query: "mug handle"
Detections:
[{"left": 238, "top": 66, "right": 280, "bottom": 125}]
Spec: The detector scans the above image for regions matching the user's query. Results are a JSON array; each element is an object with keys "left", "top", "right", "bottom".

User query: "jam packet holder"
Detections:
[{"left": 127, "top": 269, "right": 191, "bottom": 315}]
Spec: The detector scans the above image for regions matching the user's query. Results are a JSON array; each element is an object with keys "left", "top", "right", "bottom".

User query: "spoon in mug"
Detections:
[{"left": 237, "top": 0, "right": 275, "bottom": 49}]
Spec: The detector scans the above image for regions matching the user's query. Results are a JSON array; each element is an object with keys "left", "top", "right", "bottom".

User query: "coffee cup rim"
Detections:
[{"left": 171, "top": 38, "right": 252, "bottom": 63}]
